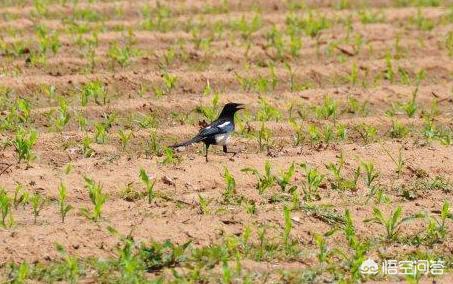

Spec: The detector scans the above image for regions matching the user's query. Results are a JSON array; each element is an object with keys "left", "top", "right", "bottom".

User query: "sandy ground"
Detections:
[{"left": 0, "top": 0, "right": 452, "bottom": 282}]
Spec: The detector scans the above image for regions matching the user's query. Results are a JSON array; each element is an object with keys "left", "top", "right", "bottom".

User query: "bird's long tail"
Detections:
[{"left": 169, "top": 136, "right": 202, "bottom": 148}]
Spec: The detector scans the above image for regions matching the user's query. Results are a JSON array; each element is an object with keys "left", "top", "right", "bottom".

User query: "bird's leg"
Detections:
[
  {"left": 223, "top": 145, "right": 237, "bottom": 158},
  {"left": 205, "top": 144, "right": 210, "bottom": 162}
]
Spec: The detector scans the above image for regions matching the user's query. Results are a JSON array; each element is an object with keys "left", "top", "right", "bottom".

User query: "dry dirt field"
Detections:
[{"left": 0, "top": 0, "right": 453, "bottom": 283}]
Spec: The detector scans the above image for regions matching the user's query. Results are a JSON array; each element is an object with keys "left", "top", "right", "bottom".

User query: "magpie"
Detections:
[{"left": 170, "top": 103, "right": 244, "bottom": 162}]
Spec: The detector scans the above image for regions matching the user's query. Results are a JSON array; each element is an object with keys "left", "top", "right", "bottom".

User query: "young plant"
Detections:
[
  {"left": 365, "top": 206, "right": 417, "bottom": 241},
  {"left": 401, "top": 87, "right": 418, "bottom": 118},
  {"left": 198, "top": 194, "right": 211, "bottom": 215},
  {"left": 13, "top": 183, "right": 29, "bottom": 209},
  {"left": 289, "top": 119, "right": 304, "bottom": 146},
  {"left": 54, "top": 97, "right": 71, "bottom": 132},
  {"left": 153, "top": 71, "right": 177, "bottom": 97},
  {"left": 342, "top": 209, "right": 370, "bottom": 281},
  {"left": 55, "top": 244, "right": 80, "bottom": 283},
  {"left": 145, "top": 131, "right": 163, "bottom": 157},
  {"left": 300, "top": 163, "right": 325, "bottom": 201},
  {"left": 425, "top": 201, "right": 453, "bottom": 243},
  {"left": 223, "top": 168, "right": 237, "bottom": 203},
  {"left": 256, "top": 98, "right": 281, "bottom": 122},
  {"left": 241, "top": 161, "right": 275, "bottom": 194},
  {"left": 355, "top": 123, "right": 377, "bottom": 144},
  {"left": 361, "top": 161, "right": 379, "bottom": 187},
  {"left": 11, "top": 128, "right": 38, "bottom": 164},
  {"left": 161, "top": 147, "right": 179, "bottom": 165},
  {"left": 275, "top": 163, "right": 296, "bottom": 192},
  {"left": 315, "top": 96, "right": 337, "bottom": 121},
  {"left": 107, "top": 42, "right": 137, "bottom": 67},
  {"left": 80, "top": 80, "right": 107, "bottom": 106},
  {"left": 58, "top": 183, "right": 72, "bottom": 223},
  {"left": 196, "top": 92, "right": 220, "bottom": 122},
  {"left": 81, "top": 135, "right": 95, "bottom": 158},
  {"left": 326, "top": 154, "right": 360, "bottom": 191},
  {"left": 282, "top": 206, "right": 294, "bottom": 252},
  {"left": 94, "top": 122, "right": 108, "bottom": 144},
  {"left": 30, "top": 193, "right": 45, "bottom": 224},
  {"left": 118, "top": 129, "right": 133, "bottom": 151},
  {"left": 139, "top": 169, "right": 156, "bottom": 203},
  {"left": 389, "top": 120, "right": 409, "bottom": 138},
  {"left": 256, "top": 123, "right": 273, "bottom": 152},
  {"left": 382, "top": 145, "right": 405, "bottom": 177},
  {"left": 0, "top": 188, "right": 13, "bottom": 227},
  {"left": 81, "top": 177, "right": 107, "bottom": 221}
]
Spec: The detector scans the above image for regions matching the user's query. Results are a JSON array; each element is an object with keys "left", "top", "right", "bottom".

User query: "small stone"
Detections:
[{"left": 162, "top": 176, "right": 175, "bottom": 186}]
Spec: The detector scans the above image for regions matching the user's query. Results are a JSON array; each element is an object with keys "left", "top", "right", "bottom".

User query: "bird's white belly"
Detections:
[{"left": 215, "top": 133, "right": 231, "bottom": 145}]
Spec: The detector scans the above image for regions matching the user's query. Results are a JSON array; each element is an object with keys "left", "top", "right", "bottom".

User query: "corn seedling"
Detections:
[
  {"left": 241, "top": 161, "right": 275, "bottom": 194},
  {"left": 307, "top": 124, "right": 321, "bottom": 146},
  {"left": 256, "top": 123, "right": 273, "bottom": 152},
  {"left": 80, "top": 80, "right": 107, "bottom": 106},
  {"left": 424, "top": 201, "right": 453, "bottom": 244},
  {"left": 365, "top": 206, "right": 419, "bottom": 241},
  {"left": 275, "top": 163, "right": 296, "bottom": 192},
  {"left": 198, "top": 194, "right": 211, "bottom": 215},
  {"left": 300, "top": 163, "right": 325, "bottom": 201},
  {"left": 161, "top": 147, "right": 179, "bottom": 165},
  {"left": 81, "top": 135, "right": 95, "bottom": 158},
  {"left": 384, "top": 51, "right": 395, "bottom": 82},
  {"left": 153, "top": 71, "right": 177, "bottom": 97},
  {"left": 107, "top": 42, "right": 138, "bottom": 68},
  {"left": 58, "top": 183, "right": 72, "bottom": 223},
  {"left": 12, "top": 128, "right": 38, "bottom": 164},
  {"left": 256, "top": 98, "right": 281, "bottom": 122},
  {"left": 355, "top": 123, "right": 378, "bottom": 143},
  {"left": 358, "top": 9, "right": 386, "bottom": 24},
  {"left": 118, "top": 129, "right": 133, "bottom": 151},
  {"left": 223, "top": 168, "right": 237, "bottom": 203},
  {"left": 336, "top": 124, "right": 348, "bottom": 141},
  {"left": 446, "top": 31, "right": 453, "bottom": 57},
  {"left": 411, "top": 9, "right": 434, "bottom": 31},
  {"left": 282, "top": 206, "right": 294, "bottom": 253},
  {"left": 135, "top": 113, "right": 158, "bottom": 129},
  {"left": 197, "top": 92, "right": 220, "bottom": 122},
  {"left": 145, "top": 131, "right": 163, "bottom": 157},
  {"left": 314, "top": 233, "right": 329, "bottom": 265},
  {"left": 382, "top": 145, "right": 405, "bottom": 177},
  {"left": 315, "top": 96, "right": 337, "bottom": 122},
  {"left": 94, "top": 122, "right": 108, "bottom": 144},
  {"left": 7, "top": 262, "right": 29, "bottom": 283},
  {"left": 361, "top": 161, "right": 379, "bottom": 187},
  {"left": 342, "top": 209, "right": 370, "bottom": 280},
  {"left": 389, "top": 120, "right": 409, "bottom": 138},
  {"left": 55, "top": 244, "right": 80, "bottom": 284},
  {"left": 139, "top": 169, "right": 156, "bottom": 203},
  {"left": 0, "top": 188, "right": 13, "bottom": 228},
  {"left": 15, "top": 98, "right": 31, "bottom": 124},
  {"left": 289, "top": 119, "right": 304, "bottom": 146},
  {"left": 13, "top": 183, "right": 29, "bottom": 209},
  {"left": 54, "top": 97, "right": 71, "bottom": 132},
  {"left": 326, "top": 154, "right": 360, "bottom": 191},
  {"left": 81, "top": 177, "right": 107, "bottom": 221},
  {"left": 346, "top": 96, "right": 369, "bottom": 115},
  {"left": 401, "top": 87, "right": 418, "bottom": 118},
  {"left": 30, "top": 193, "right": 45, "bottom": 224}
]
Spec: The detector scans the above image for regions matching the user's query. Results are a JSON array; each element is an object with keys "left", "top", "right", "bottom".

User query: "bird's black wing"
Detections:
[
  {"left": 197, "top": 118, "right": 234, "bottom": 139},
  {"left": 170, "top": 118, "right": 234, "bottom": 148}
]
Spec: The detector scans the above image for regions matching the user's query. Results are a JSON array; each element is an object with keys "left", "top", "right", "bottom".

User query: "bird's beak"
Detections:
[{"left": 237, "top": 104, "right": 245, "bottom": 110}]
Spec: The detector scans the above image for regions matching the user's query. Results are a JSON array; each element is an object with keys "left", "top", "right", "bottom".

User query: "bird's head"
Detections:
[{"left": 219, "top": 102, "right": 245, "bottom": 117}]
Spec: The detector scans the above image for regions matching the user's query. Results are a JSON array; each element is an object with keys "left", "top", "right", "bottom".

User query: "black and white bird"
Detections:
[{"left": 170, "top": 103, "right": 244, "bottom": 162}]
